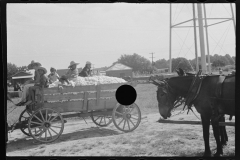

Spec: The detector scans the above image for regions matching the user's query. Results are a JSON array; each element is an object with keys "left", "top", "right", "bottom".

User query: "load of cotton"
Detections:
[{"left": 74, "top": 76, "right": 126, "bottom": 86}]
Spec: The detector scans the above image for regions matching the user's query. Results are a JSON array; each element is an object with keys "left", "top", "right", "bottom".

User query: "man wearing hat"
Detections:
[
  {"left": 59, "top": 61, "right": 79, "bottom": 84},
  {"left": 48, "top": 67, "right": 60, "bottom": 84},
  {"left": 79, "top": 61, "right": 92, "bottom": 77},
  {"left": 16, "top": 60, "right": 42, "bottom": 106},
  {"left": 27, "top": 66, "right": 49, "bottom": 105}
]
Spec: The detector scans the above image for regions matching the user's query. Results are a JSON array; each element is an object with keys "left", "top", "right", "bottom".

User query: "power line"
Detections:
[{"left": 149, "top": 52, "right": 155, "bottom": 67}]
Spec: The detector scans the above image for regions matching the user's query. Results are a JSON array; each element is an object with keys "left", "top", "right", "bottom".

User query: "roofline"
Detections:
[
  {"left": 106, "top": 63, "right": 132, "bottom": 71},
  {"left": 11, "top": 71, "right": 32, "bottom": 77},
  {"left": 12, "top": 75, "right": 34, "bottom": 79}
]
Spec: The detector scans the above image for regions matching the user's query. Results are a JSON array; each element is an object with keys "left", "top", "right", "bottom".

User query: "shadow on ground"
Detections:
[{"left": 6, "top": 127, "right": 121, "bottom": 153}]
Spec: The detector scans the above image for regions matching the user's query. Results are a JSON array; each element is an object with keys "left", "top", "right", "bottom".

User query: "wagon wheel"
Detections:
[
  {"left": 90, "top": 111, "right": 113, "bottom": 127},
  {"left": 28, "top": 108, "right": 64, "bottom": 143},
  {"left": 112, "top": 103, "right": 141, "bottom": 132},
  {"left": 19, "top": 109, "right": 32, "bottom": 136}
]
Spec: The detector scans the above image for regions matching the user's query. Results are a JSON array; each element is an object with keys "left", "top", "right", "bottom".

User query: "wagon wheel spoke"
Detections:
[
  {"left": 31, "top": 121, "right": 42, "bottom": 125},
  {"left": 117, "top": 118, "right": 124, "bottom": 126},
  {"left": 39, "top": 110, "right": 45, "bottom": 122},
  {"left": 129, "top": 105, "right": 137, "bottom": 114},
  {"left": 127, "top": 105, "right": 133, "bottom": 113},
  {"left": 48, "top": 111, "right": 53, "bottom": 121},
  {"left": 49, "top": 127, "right": 58, "bottom": 135},
  {"left": 126, "top": 119, "right": 130, "bottom": 130},
  {"left": 47, "top": 129, "right": 53, "bottom": 140},
  {"left": 128, "top": 118, "right": 136, "bottom": 127},
  {"left": 33, "top": 115, "right": 43, "bottom": 123},
  {"left": 123, "top": 119, "right": 126, "bottom": 130},
  {"left": 35, "top": 129, "right": 46, "bottom": 138},
  {"left": 104, "top": 117, "right": 106, "bottom": 125},
  {"left": 49, "top": 114, "right": 59, "bottom": 123},
  {"left": 94, "top": 116, "right": 101, "bottom": 122},
  {"left": 45, "top": 109, "right": 48, "bottom": 122},
  {"left": 130, "top": 115, "right": 140, "bottom": 120},
  {"left": 45, "top": 129, "right": 48, "bottom": 141},
  {"left": 115, "top": 111, "right": 123, "bottom": 116},
  {"left": 99, "top": 117, "right": 103, "bottom": 125}
]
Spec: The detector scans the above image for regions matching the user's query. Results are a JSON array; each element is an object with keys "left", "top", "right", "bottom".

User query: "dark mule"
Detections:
[{"left": 150, "top": 72, "right": 235, "bottom": 156}]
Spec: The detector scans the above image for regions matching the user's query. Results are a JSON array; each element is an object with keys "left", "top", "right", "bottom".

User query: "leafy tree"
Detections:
[
  {"left": 212, "top": 59, "right": 226, "bottom": 67},
  {"left": 224, "top": 54, "right": 235, "bottom": 65},
  {"left": 172, "top": 57, "right": 193, "bottom": 72},
  {"left": 115, "top": 53, "right": 152, "bottom": 72},
  {"left": 7, "top": 63, "right": 18, "bottom": 79},
  {"left": 17, "top": 66, "right": 28, "bottom": 72},
  {"left": 155, "top": 59, "right": 168, "bottom": 69}
]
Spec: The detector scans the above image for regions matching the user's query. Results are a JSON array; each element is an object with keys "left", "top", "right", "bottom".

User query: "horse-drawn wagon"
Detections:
[{"left": 7, "top": 82, "right": 141, "bottom": 143}]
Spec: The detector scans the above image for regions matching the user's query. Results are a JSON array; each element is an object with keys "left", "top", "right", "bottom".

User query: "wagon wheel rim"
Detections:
[
  {"left": 90, "top": 110, "right": 113, "bottom": 127},
  {"left": 112, "top": 103, "right": 141, "bottom": 132},
  {"left": 28, "top": 108, "right": 64, "bottom": 143},
  {"left": 19, "top": 109, "right": 32, "bottom": 136}
]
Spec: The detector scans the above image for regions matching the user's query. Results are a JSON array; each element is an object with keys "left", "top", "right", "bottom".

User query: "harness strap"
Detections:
[
  {"left": 211, "top": 75, "right": 226, "bottom": 117},
  {"left": 215, "top": 76, "right": 226, "bottom": 98},
  {"left": 183, "top": 70, "right": 202, "bottom": 111},
  {"left": 188, "top": 75, "right": 207, "bottom": 106}
]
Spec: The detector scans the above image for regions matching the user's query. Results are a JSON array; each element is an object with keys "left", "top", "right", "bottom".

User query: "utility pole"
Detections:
[
  {"left": 149, "top": 52, "right": 155, "bottom": 67},
  {"left": 197, "top": 3, "right": 207, "bottom": 74},
  {"left": 169, "top": 3, "right": 172, "bottom": 73},
  {"left": 203, "top": 4, "right": 211, "bottom": 74},
  {"left": 230, "top": 3, "right": 236, "bottom": 35},
  {"left": 192, "top": 4, "right": 199, "bottom": 73}
]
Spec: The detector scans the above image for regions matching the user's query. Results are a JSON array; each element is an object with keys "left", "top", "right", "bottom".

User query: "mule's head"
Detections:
[
  {"left": 156, "top": 83, "right": 176, "bottom": 119},
  {"left": 149, "top": 76, "right": 176, "bottom": 119}
]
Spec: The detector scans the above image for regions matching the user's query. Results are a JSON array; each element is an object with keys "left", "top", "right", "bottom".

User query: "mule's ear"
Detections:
[
  {"left": 179, "top": 68, "right": 185, "bottom": 76},
  {"left": 176, "top": 69, "right": 180, "bottom": 76}
]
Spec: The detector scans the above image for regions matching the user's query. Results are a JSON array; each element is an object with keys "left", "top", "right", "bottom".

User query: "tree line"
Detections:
[
  {"left": 7, "top": 53, "right": 235, "bottom": 79},
  {"left": 113, "top": 53, "right": 235, "bottom": 73}
]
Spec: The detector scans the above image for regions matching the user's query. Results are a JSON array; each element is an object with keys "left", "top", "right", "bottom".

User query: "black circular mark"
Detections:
[{"left": 115, "top": 85, "right": 137, "bottom": 106}]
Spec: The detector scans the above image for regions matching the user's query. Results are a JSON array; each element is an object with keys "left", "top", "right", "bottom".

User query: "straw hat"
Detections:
[
  {"left": 37, "top": 66, "right": 47, "bottom": 74},
  {"left": 50, "top": 67, "right": 57, "bottom": 72},
  {"left": 86, "top": 61, "right": 91, "bottom": 65},
  {"left": 68, "top": 61, "right": 79, "bottom": 68},
  {"left": 28, "top": 60, "right": 42, "bottom": 69}
]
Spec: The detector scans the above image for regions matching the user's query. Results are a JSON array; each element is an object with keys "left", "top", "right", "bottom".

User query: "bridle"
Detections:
[{"left": 149, "top": 77, "right": 185, "bottom": 112}]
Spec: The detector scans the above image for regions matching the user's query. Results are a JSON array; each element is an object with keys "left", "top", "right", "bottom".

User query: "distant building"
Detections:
[
  {"left": 106, "top": 63, "right": 133, "bottom": 78},
  {"left": 11, "top": 71, "right": 34, "bottom": 84},
  {"left": 154, "top": 68, "right": 169, "bottom": 74}
]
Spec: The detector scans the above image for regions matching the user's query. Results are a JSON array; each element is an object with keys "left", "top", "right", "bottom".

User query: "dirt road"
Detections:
[{"left": 6, "top": 110, "right": 235, "bottom": 157}]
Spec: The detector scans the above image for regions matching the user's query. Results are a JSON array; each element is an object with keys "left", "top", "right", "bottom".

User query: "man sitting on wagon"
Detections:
[
  {"left": 79, "top": 61, "right": 92, "bottom": 77},
  {"left": 48, "top": 67, "right": 60, "bottom": 84},
  {"left": 27, "top": 66, "right": 49, "bottom": 105},
  {"left": 59, "top": 61, "right": 79, "bottom": 85}
]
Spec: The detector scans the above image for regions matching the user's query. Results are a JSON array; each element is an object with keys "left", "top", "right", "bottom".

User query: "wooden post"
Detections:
[
  {"left": 197, "top": 3, "right": 207, "bottom": 74},
  {"left": 169, "top": 3, "right": 172, "bottom": 73},
  {"left": 192, "top": 4, "right": 199, "bottom": 73},
  {"left": 203, "top": 4, "right": 211, "bottom": 74}
]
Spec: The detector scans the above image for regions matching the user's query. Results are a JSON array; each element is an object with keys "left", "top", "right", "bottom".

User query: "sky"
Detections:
[{"left": 7, "top": 3, "right": 235, "bottom": 73}]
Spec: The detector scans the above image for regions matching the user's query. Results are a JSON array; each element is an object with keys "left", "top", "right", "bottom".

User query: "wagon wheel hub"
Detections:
[
  {"left": 44, "top": 122, "right": 51, "bottom": 128},
  {"left": 126, "top": 114, "right": 131, "bottom": 119}
]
